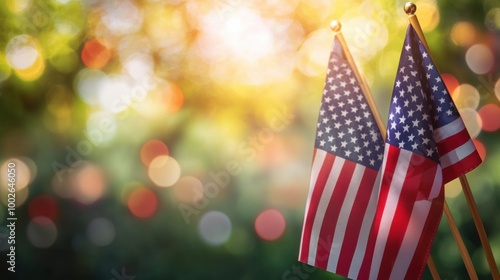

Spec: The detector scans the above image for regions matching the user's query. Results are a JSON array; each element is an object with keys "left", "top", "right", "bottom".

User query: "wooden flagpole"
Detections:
[
  {"left": 459, "top": 175, "right": 500, "bottom": 279},
  {"left": 427, "top": 255, "right": 441, "bottom": 280},
  {"left": 404, "top": 2, "right": 499, "bottom": 279},
  {"left": 330, "top": 20, "right": 386, "bottom": 140},
  {"left": 444, "top": 201, "right": 478, "bottom": 279},
  {"left": 330, "top": 20, "right": 440, "bottom": 280}
]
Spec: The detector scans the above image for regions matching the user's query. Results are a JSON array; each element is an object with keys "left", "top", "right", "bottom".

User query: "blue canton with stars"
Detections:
[
  {"left": 386, "top": 25, "right": 461, "bottom": 163},
  {"left": 315, "top": 37, "right": 384, "bottom": 170}
]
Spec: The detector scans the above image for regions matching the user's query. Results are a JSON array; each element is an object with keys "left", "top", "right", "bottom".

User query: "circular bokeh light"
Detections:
[
  {"left": 148, "top": 155, "right": 181, "bottom": 187},
  {"left": 198, "top": 211, "right": 232, "bottom": 246},
  {"left": 127, "top": 187, "right": 158, "bottom": 218},
  {"left": 28, "top": 195, "right": 58, "bottom": 221},
  {"left": 140, "top": 140, "right": 169, "bottom": 167},
  {"left": 465, "top": 44, "right": 494, "bottom": 75},
  {"left": 172, "top": 176, "right": 204, "bottom": 203},
  {"left": 478, "top": 104, "right": 500, "bottom": 132},
  {"left": 87, "top": 217, "right": 116, "bottom": 246},
  {"left": 27, "top": 217, "right": 58, "bottom": 248},
  {"left": 254, "top": 209, "right": 286, "bottom": 241}
]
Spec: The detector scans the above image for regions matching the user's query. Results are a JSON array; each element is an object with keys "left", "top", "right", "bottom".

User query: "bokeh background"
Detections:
[{"left": 0, "top": 0, "right": 499, "bottom": 279}]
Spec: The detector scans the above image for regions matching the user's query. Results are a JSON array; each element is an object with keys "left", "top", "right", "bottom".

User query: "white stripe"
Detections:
[
  {"left": 389, "top": 167, "right": 442, "bottom": 279},
  {"left": 440, "top": 139, "right": 476, "bottom": 168},
  {"left": 369, "top": 147, "right": 412, "bottom": 280},
  {"left": 348, "top": 167, "right": 383, "bottom": 279},
  {"left": 308, "top": 156, "right": 346, "bottom": 264},
  {"left": 326, "top": 164, "right": 366, "bottom": 272},
  {"left": 389, "top": 200, "right": 432, "bottom": 280},
  {"left": 299, "top": 149, "right": 327, "bottom": 258},
  {"left": 433, "top": 118, "right": 464, "bottom": 142}
]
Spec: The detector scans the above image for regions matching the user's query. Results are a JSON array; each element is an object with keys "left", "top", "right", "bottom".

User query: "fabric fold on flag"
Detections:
[
  {"left": 298, "top": 36, "right": 385, "bottom": 279},
  {"left": 360, "top": 24, "right": 482, "bottom": 280}
]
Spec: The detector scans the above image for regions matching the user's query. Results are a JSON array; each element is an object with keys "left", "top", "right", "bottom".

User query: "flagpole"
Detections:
[
  {"left": 459, "top": 175, "right": 500, "bottom": 279},
  {"left": 427, "top": 255, "right": 441, "bottom": 280},
  {"left": 330, "top": 20, "right": 386, "bottom": 139},
  {"left": 444, "top": 201, "right": 478, "bottom": 279},
  {"left": 330, "top": 20, "right": 440, "bottom": 280},
  {"left": 404, "top": 2, "right": 500, "bottom": 279}
]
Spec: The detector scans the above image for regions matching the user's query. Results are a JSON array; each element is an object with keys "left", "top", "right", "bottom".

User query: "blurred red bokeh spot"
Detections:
[
  {"left": 254, "top": 209, "right": 286, "bottom": 241},
  {"left": 28, "top": 195, "right": 58, "bottom": 222},
  {"left": 127, "top": 187, "right": 158, "bottom": 218},
  {"left": 81, "top": 39, "right": 111, "bottom": 69}
]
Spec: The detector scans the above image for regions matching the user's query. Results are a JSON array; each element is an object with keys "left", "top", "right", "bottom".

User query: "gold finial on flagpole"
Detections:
[
  {"left": 404, "top": 2, "right": 417, "bottom": 15},
  {"left": 330, "top": 20, "right": 341, "bottom": 32}
]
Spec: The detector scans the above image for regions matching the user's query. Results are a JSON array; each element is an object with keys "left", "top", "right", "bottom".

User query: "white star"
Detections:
[
  {"left": 427, "top": 64, "right": 434, "bottom": 70},
  {"left": 399, "top": 115, "right": 406, "bottom": 123},
  {"left": 395, "top": 131, "right": 401, "bottom": 139},
  {"left": 341, "top": 141, "right": 347, "bottom": 148},
  {"left": 328, "top": 136, "right": 334, "bottom": 142},
  {"left": 426, "top": 148, "right": 434, "bottom": 157},
  {"left": 320, "top": 140, "right": 325, "bottom": 146}
]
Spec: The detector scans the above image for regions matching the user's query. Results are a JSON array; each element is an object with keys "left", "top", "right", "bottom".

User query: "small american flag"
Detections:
[
  {"left": 359, "top": 24, "right": 482, "bottom": 279},
  {"left": 299, "top": 36, "right": 385, "bottom": 279}
]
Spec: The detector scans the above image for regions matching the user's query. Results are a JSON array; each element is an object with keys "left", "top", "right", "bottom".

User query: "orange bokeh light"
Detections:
[
  {"left": 441, "top": 73, "right": 459, "bottom": 96},
  {"left": 473, "top": 139, "right": 486, "bottom": 161},
  {"left": 164, "top": 83, "right": 184, "bottom": 113},
  {"left": 81, "top": 39, "right": 111, "bottom": 69},
  {"left": 127, "top": 187, "right": 158, "bottom": 218},
  {"left": 478, "top": 104, "right": 500, "bottom": 132},
  {"left": 140, "top": 139, "right": 169, "bottom": 167}
]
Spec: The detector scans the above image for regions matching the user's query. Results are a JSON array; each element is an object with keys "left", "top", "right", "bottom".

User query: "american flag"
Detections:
[
  {"left": 299, "top": 36, "right": 385, "bottom": 279},
  {"left": 358, "top": 25, "right": 482, "bottom": 279}
]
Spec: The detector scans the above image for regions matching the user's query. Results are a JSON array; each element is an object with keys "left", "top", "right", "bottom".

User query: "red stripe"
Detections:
[
  {"left": 377, "top": 152, "right": 437, "bottom": 279},
  {"left": 299, "top": 152, "right": 335, "bottom": 263},
  {"left": 442, "top": 147, "right": 482, "bottom": 184},
  {"left": 336, "top": 167, "right": 379, "bottom": 276},
  {"left": 405, "top": 191, "right": 444, "bottom": 279},
  {"left": 436, "top": 128, "right": 471, "bottom": 156},
  {"left": 358, "top": 146, "right": 400, "bottom": 279},
  {"left": 378, "top": 154, "right": 437, "bottom": 279},
  {"left": 315, "top": 159, "right": 357, "bottom": 268}
]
